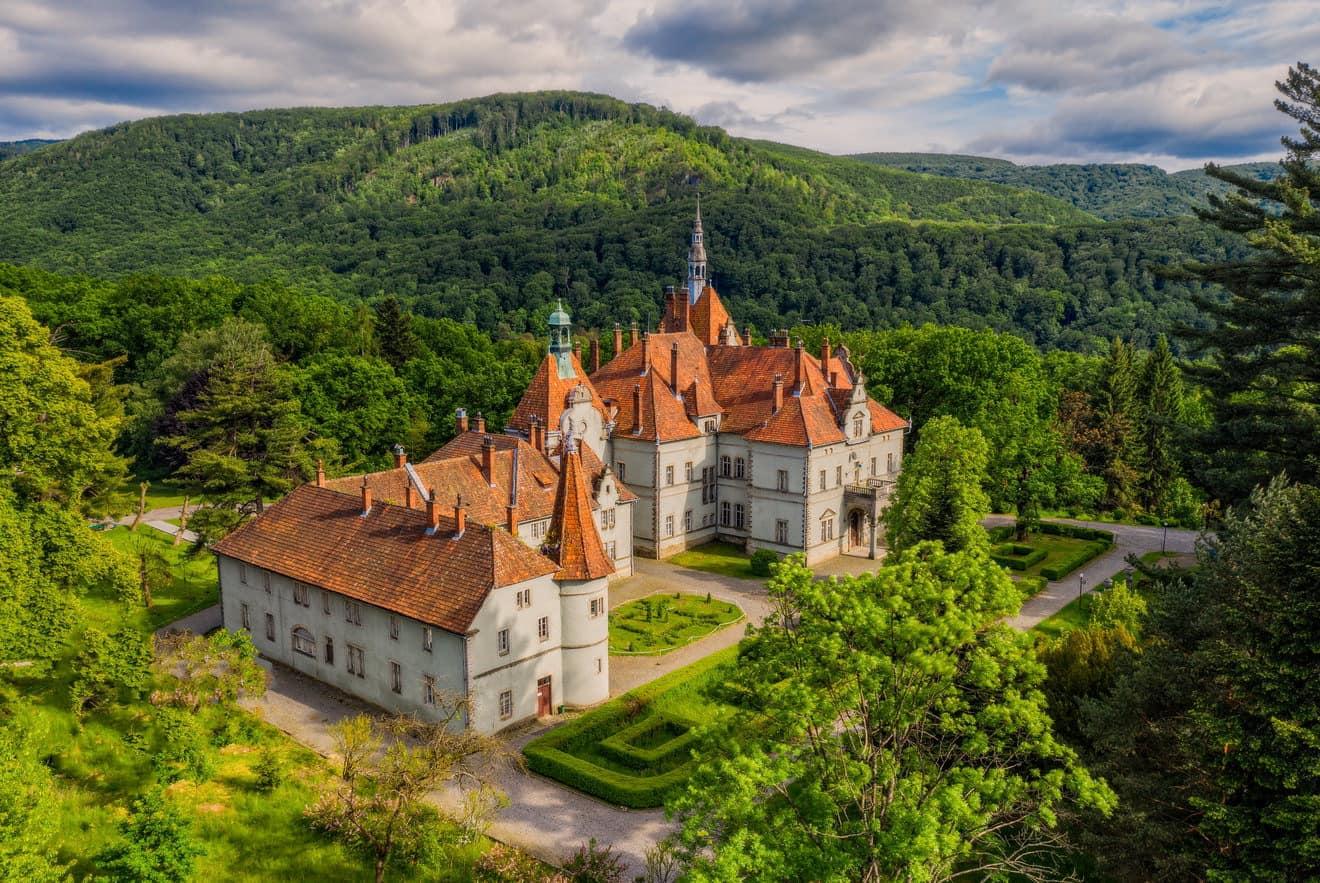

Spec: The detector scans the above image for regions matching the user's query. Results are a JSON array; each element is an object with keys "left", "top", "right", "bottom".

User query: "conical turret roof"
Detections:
[{"left": 544, "top": 436, "right": 614, "bottom": 580}]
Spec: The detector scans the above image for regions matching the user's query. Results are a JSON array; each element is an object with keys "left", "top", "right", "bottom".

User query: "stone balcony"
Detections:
[{"left": 844, "top": 477, "right": 897, "bottom": 512}]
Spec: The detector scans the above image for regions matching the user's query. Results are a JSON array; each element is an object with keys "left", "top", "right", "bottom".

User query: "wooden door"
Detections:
[
  {"left": 536, "top": 676, "right": 552, "bottom": 717},
  {"left": 850, "top": 511, "right": 863, "bottom": 547}
]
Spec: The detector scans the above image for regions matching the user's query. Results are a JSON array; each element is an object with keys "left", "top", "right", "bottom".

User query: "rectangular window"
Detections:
[
  {"left": 685, "top": 461, "right": 693, "bottom": 482},
  {"left": 665, "top": 465, "right": 674, "bottom": 486},
  {"left": 423, "top": 675, "right": 436, "bottom": 706},
  {"left": 589, "top": 597, "right": 604, "bottom": 618},
  {"left": 345, "top": 600, "right": 361, "bottom": 625},
  {"left": 605, "top": 540, "right": 616, "bottom": 559},
  {"left": 240, "top": 602, "right": 250, "bottom": 630},
  {"left": 683, "top": 510, "right": 692, "bottom": 532},
  {"left": 600, "top": 509, "right": 615, "bottom": 530},
  {"left": 720, "top": 455, "right": 731, "bottom": 477},
  {"left": 887, "top": 452, "right": 896, "bottom": 473},
  {"left": 423, "top": 627, "right": 433, "bottom": 652},
  {"left": 499, "top": 690, "right": 513, "bottom": 720},
  {"left": 516, "top": 588, "right": 532, "bottom": 609},
  {"left": 775, "top": 519, "right": 789, "bottom": 545},
  {"left": 734, "top": 457, "right": 745, "bottom": 478},
  {"left": 239, "top": 563, "right": 248, "bottom": 585},
  {"left": 735, "top": 504, "right": 746, "bottom": 529},
  {"left": 389, "top": 616, "right": 399, "bottom": 640},
  {"left": 322, "top": 590, "right": 332, "bottom": 615},
  {"left": 871, "top": 457, "right": 877, "bottom": 477},
  {"left": 596, "top": 657, "right": 603, "bottom": 674},
  {"left": 390, "top": 661, "right": 402, "bottom": 694},
  {"left": 265, "top": 613, "right": 275, "bottom": 642},
  {"left": 537, "top": 616, "right": 550, "bottom": 642},
  {"left": 616, "top": 461, "right": 626, "bottom": 481},
  {"left": 530, "top": 520, "right": 546, "bottom": 539},
  {"left": 836, "top": 465, "right": 842, "bottom": 487},
  {"left": 664, "top": 514, "right": 674, "bottom": 538},
  {"left": 497, "top": 628, "right": 510, "bottom": 656},
  {"left": 325, "top": 636, "right": 334, "bottom": 665},
  {"left": 819, "top": 470, "right": 826, "bottom": 491},
  {"left": 777, "top": 470, "right": 789, "bottom": 492},
  {"left": 293, "top": 628, "right": 315, "bottom": 657},
  {"left": 347, "top": 644, "right": 364, "bottom": 678},
  {"left": 720, "top": 501, "right": 731, "bottom": 526},
  {"left": 293, "top": 582, "right": 309, "bottom": 607},
  {"left": 263, "top": 571, "right": 271, "bottom": 593},
  {"left": 821, "top": 518, "right": 835, "bottom": 543}
]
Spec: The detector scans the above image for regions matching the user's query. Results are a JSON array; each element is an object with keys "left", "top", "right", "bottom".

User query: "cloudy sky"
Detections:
[{"left": 0, "top": 0, "right": 1311, "bottom": 169}]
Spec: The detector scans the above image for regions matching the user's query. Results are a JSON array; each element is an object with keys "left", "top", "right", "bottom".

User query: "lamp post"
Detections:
[
  {"left": 1162, "top": 520, "right": 1169, "bottom": 555},
  {"left": 1079, "top": 572, "right": 1087, "bottom": 602}
]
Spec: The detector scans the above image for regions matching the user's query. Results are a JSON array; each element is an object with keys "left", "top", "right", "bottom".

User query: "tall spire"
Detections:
[
  {"left": 543, "top": 435, "right": 614, "bottom": 580},
  {"left": 687, "top": 195, "right": 707, "bottom": 305}
]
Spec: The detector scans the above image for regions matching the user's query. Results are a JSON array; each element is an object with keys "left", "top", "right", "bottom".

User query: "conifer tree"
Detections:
[
  {"left": 1096, "top": 337, "right": 1140, "bottom": 511},
  {"left": 1180, "top": 62, "right": 1320, "bottom": 499},
  {"left": 1137, "top": 335, "right": 1185, "bottom": 513},
  {"left": 373, "top": 296, "right": 419, "bottom": 369}
]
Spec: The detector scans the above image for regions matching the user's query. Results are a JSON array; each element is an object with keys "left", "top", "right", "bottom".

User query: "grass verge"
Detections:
[
  {"left": 668, "top": 541, "right": 755, "bottom": 580},
  {"left": 101, "top": 526, "right": 218, "bottom": 629}
]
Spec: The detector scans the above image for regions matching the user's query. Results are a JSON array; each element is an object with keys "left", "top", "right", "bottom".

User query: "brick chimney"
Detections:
[
  {"left": 454, "top": 494, "right": 467, "bottom": 537},
  {"left": 794, "top": 340, "right": 804, "bottom": 392},
  {"left": 360, "top": 477, "right": 373, "bottom": 515},
  {"left": 772, "top": 374, "right": 784, "bottom": 415},
  {"left": 830, "top": 371, "right": 839, "bottom": 388},
  {"left": 641, "top": 332, "right": 651, "bottom": 375},
  {"left": 629, "top": 321, "right": 639, "bottom": 347},
  {"left": 474, "top": 412, "right": 486, "bottom": 433},
  {"left": 455, "top": 408, "right": 469, "bottom": 434},
  {"left": 392, "top": 444, "right": 407, "bottom": 468},
  {"left": 426, "top": 488, "right": 441, "bottom": 531},
  {"left": 633, "top": 383, "right": 643, "bottom": 433},
  {"left": 482, "top": 435, "right": 496, "bottom": 485},
  {"left": 680, "top": 289, "right": 691, "bottom": 332},
  {"left": 670, "top": 341, "right": 680, "bottom": 396},
  {"left": 821, "top": 337, "right": 831, "bottom": 377},
  {"left": 405, "top": 480, "right": 416, "bottom": 509},
  {"left": 590, "top": 336, "right": 600, "bottom": 373},
  {"left": 613, "top": 322, "right": 623, "bottom": 357},
  {"left": 663, "top": 285, "right": 675, "bottom": 331},
  {"left": 531, "top": 416, "right": 544, "bottom": 452},
  {"left": 315, "top": 459, "right": 326, "bottom": 488},
  {"left": 744, "top": 325, "right": 753, "bottom": 346}
]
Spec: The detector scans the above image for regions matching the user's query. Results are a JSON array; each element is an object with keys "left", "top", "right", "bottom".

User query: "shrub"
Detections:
[
  {"left": 1039, "top": 540, "right": 1111, "bottom": 580},
  {"left": 990, "top": 543, "right": 1048, "bottom": 571},
  {"left": 1036, "top": 522, "right": 1115, "bottom": 543},
  {"left": 253, "top": 746, "right": 282, "bottom": 792},
  {"left": 1018, "top": 576, "right": 1047, "bottom": 596},
  {"left": 986, "top": 525, "right": 1015, "bottom": 543},
  {"left": 564, "top": 838, "right": 626, "bottom": 883},
  {"left": 475, "top": 843, "right": 567, "bottom": 883},
  {"left": 749, "top": 548, "right": 778, "bottom": 576}
]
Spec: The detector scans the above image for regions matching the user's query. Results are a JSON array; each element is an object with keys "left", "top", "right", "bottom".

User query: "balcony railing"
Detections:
[{"left": 845, "top": 477, "right": 897, "bottom": 503}]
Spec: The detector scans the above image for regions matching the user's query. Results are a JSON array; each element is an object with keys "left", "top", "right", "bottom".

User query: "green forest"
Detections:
[
  {"left": 0, "top": 92, "right": 1240, "bottom": 350},
  {"left": 851, "top": 151, "right": 1282, "bottom": 219}
]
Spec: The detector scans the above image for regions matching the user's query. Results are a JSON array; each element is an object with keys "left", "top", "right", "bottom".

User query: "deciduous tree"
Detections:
[
  {"left": 670, "top": 548, "right": 1114, "bottom": 881},
  {"left": 883, "top": 415, "right": 991, "bottom": 552}
]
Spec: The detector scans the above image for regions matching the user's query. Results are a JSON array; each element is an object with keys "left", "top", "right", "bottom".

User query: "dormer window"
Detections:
[{"left": 853, "top": 414, "right": 864, "bottom": 438}]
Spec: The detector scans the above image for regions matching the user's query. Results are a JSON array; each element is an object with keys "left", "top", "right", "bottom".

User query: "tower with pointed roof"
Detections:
[
  {"left": 548, "top": 300, "right": 574, "bottom": 379},
  {"left": 686, "top": 196, "right": 707, "bottom": 305}
]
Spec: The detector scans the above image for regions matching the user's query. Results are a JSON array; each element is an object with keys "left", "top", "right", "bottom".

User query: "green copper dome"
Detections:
[{"left": 548, "top": 301, "right": 571, "bottom": 327}]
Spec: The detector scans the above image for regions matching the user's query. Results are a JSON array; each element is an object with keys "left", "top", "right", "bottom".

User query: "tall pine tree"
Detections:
[
  {"left": 373, "top": 296, "right": 419, "bottom": 369},
  {"left": 1096, "top": 337, "right": 1140, "bottom": 511},
  {"left": 1137, "top": 335, "right": 1185, "bottom": 513},
  {"left": 1180, "top": 61, "right": 1320, "bottom": 500}
]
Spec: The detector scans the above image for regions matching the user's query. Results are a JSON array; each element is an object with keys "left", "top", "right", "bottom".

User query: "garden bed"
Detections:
[
  {"left": 986, "top": 523, "right": 1113, "bottom": 582},
  {"left": 523, "top": 646, "right": 741, "bottom": 808},
  {"left": 609, "top": 593, "right": 743, "bottom": 655}
]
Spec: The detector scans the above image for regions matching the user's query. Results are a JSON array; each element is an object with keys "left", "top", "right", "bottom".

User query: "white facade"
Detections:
[{"left": 218, "top": 553, "right": 610, "bottom": 734}]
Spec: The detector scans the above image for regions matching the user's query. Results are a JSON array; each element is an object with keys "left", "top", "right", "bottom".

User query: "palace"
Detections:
[
  {"left": 509, "top": 203, "right": 908, "bottom": 564},
  {"left": 212, "top": 206, "right": 904, "bottom": 732}
]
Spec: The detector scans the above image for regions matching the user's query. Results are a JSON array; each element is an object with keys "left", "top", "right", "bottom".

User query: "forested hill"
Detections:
[
  {"left": 850, "top": 152, "right": 1282, "bottom": 220},
  {"left": 0, "top": 139, "right": 59, "bottom": 161},
  {"left": 0, "top": 92, "right": 1238, "bottom": 349}
]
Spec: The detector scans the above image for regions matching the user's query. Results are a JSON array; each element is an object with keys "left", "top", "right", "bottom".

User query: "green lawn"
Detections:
[
  {"left": 524, "top": 645, "right": 742, "bottom": 807},
  {"left": 668, "top": 541, "right": 756, "bottom": 579},
  {"left": 1033, "top": 593, "right": 1096, "bottom": 639},
  {"left": 101, "top": 526, "right": 218, "bottom": 629},
  {"left": 118, "top": 477, "right": 191, "bottom": 512},
  {"left": 610, "top": 593, "right": 744, "bottom": 655}
]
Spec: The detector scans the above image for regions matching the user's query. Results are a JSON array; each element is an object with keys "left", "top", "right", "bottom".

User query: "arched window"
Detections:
[{"left": 292, "top": 627, "right": 316, "bottom": 658}]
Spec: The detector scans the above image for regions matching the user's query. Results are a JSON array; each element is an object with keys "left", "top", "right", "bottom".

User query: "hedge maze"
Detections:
[{"left": 524, "top": 647, "right": 738, "bottom": 808}]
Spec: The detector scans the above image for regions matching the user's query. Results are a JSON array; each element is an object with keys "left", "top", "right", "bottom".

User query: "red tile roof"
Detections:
[
  {"left": 690, "top": 286, "right": 742, "bottom": 346},
  {"left": 544, "top": 443, "right": 614, "bottom": 581},
  {"left": 509, "top": 352, "right": 609, "bottom": 437},
  {"left": 213, "top": 485, "right": 557, "bottom": 633}
]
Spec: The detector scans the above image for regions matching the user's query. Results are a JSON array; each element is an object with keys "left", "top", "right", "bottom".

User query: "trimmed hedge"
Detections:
[
  {"left": 597, "top": 712, "right": 702, "bottom": 770},
  {"left": 1039, "top": 540, "right": 1111, "bottom": 580},
  {"left": 1036, "top": 521, "right": 1115, "bottom": 543},
  {"left": 990, "top": 543, "right": 1048, "bottom": 571},
  {"left": 523, "top": 647, "right": 738, "bottom": 809},
  {"left": 987, "top": 525, "right": 1015, "bottom": 543}
]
